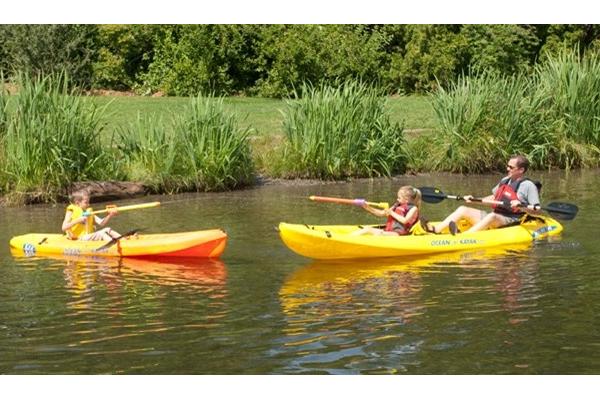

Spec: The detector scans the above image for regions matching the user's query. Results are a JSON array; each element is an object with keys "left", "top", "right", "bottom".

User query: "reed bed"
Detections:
[
  {"left": 0, "top": 73, "right": 114, "bottom": 203},
  {"left": 117, "top": 114, "right": 180, "bottom": 191},
  {"left": 430, "top": 49, "right": 600, "bottom": 172},
  {"left": 119, "top": 94, "right": 254, "bottom": 192},
  {"left": 278, "top": 81, "right": 406, "bottom": 179},
  {"left": 532, "top": 50, "right": 600, "bottom": 168}
]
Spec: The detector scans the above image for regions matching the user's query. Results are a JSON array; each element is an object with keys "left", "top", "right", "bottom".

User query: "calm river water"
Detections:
[{"left": 1, "top": 170, "right": 599, "bottom": 374}]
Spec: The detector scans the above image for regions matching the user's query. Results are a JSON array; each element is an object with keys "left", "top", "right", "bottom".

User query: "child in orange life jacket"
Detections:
[
  {"left": 351, "top": 186, "right": 421, "bottom": 236},
  {"left": 430, "top": 155, "right": 541, "bottom": 234},
  {"left": 62, "top": 190, "right": 121, "bottom": 241}
]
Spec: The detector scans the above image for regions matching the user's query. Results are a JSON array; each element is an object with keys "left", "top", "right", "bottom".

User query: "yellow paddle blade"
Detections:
[
  {"left": 366, "top": 201, "right": 390, "bottom": 209},
  {"left": 90, "top": 201, "right": 161, "bottom": 215}
]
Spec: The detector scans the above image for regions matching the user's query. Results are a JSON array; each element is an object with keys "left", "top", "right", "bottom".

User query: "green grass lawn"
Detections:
[
  {"left": 88, "top": 95, "right": 437, "bottom": 140},
  {"left": 87, "top": 94, "right": 437, "bottom": 173}
]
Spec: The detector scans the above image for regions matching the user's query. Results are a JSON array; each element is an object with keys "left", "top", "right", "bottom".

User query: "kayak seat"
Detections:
[{"left": 411, "top": 216, "right": 434, "bottom": 236}]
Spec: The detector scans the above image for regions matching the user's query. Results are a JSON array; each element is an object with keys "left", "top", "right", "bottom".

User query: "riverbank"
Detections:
[
  {"left": 3, "top": 54, "right": 600, "bottom": 206},
  {"left": 0, "top": 80, "right": 438, "bottom": 206},
  {"left": 87, "top": 93, "right": 437, "bottom": 173}
]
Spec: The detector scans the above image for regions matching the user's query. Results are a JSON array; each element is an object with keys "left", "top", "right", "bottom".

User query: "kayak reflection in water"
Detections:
[
  {"left": 430, "top": 155, "right": 542, "bottom": 234},
  {"left": 351, "top": 186, "right": 422, "bottom": 236},
  {"left": 62, "top": 189, "right": 122, "bottom": 241}
]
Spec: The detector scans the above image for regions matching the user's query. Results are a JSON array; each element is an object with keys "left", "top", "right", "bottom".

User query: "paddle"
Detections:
[
  {"left": 309, "top": 195, "right": 390, "bottom": 209},
  {"left": 95, "top": 229, "right": 142, "bottom": 252},
  {"left": 88, "top": 201, "right": 161, "bottom": 216},
  {"left": 419, "top": 186, "right": 578, "bottom": 220}
]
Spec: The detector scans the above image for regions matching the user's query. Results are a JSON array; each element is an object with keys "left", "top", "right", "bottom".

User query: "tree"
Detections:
[
  {"left": 461, "top": 25, "right": 540, "bottom": 75},
  {"left": 93, "top": 24, "right": 159, "bottom": 90},
  {"left": 139, "top": 25, "right": 261, "bottom": 96},
  {"left": 2, "top": 25, "right": 99, "bottom": 88}
]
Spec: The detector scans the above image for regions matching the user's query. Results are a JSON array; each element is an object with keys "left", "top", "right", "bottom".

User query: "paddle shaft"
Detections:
[
  {"left": 419, "top": 186, "right": 577, "bottom": 220},
  {"left": 456, "top": 196, "right": 543, "bottom": 211},
  {"left": 90, "top": 201, "right": 161, "bottom": 215},
  {"left": 309, "top": 195, "right": 389, "bottom": 209},
  {"left": 95, "top": 229, "right": 142, "bottom": 252}
]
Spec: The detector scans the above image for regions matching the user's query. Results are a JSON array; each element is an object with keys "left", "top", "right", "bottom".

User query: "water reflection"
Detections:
[
  {"left": 8, "top": 251, "right": 230, "bottom": 366},
  {"left": 11, "top": 251, "right": 227, "bottom": 291},
  {"left": 276, "top": 245, "right": 539, "bottom": 373}
]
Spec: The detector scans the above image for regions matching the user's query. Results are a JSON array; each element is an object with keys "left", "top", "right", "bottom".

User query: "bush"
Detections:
[
  {"left": 388, "top": 25, "right": 468, "bottom": 94},
  {"left": 1, "top": 25, "right": 99, "bottom": 88},
  {"left": 254, "top": 25, "right": 390, "bottom": 98},
  {"left": 139, "top": 25, "right": 261, "bottom": 96},
  {"left": 461, "top": 25, "right": 540, "bottom": 75},
  {"left": 93, "top": 25, "right": 159, "bottom": 90}
]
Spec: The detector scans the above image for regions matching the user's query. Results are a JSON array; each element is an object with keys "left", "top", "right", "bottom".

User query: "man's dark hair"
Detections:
[{"left": 511, "top": 155, "right": 530, "bottom": 171}]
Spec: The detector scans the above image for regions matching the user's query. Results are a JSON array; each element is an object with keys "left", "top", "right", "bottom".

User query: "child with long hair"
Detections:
[{"left": 352, "top": 186, "right": 421, "bottom": 236}]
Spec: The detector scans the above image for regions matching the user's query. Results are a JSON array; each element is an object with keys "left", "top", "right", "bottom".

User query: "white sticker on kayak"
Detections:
[
  {"left": 22, "top": 243, "right": 36, "bottom": 256},
  {"left": 532, "top": 225, "right": 558, "bottom": 238}
]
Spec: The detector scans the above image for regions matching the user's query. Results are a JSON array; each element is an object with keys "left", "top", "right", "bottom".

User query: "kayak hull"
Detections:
[
  {"left": 278, "top": 216, "right": 563, "bottom": 260},
  {"left": 9, "top": 229, "right": 227, "bottom": 258}
]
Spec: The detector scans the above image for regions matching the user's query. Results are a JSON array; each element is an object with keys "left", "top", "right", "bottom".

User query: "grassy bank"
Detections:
[
  {"left": 90, "top": 94, "right": 437, "bottom": 138},
  {"left": 3, "top": 49, "right": 599, "bottom": 205},
  {"left": 88, "top": 94, "right": 437, "bottom": 173}
]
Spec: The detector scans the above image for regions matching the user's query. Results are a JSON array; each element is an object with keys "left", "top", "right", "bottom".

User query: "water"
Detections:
[{"left": 1, "top": 170, "right": 599, "bottom": 374}]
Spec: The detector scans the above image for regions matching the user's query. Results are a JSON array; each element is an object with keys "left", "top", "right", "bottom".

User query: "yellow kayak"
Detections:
[
  {"left": 278, "top": 215, "right": 563, "bottom": 260},
  {"left": 9, "top": 229, "right": 227, "bottom": 258}
]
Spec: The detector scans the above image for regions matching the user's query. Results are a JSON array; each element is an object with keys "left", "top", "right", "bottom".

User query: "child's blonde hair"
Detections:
[
  {"left": 398, "top": 185, "right": 421, "bottom": 208},
  {"left": 70, "top": 189, "right": 89, "bottom": 204}
]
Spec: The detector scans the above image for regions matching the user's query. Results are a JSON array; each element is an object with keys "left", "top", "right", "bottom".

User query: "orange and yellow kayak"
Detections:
[{"left": 9, "top": 229, "right": 227, "bottom": 258}]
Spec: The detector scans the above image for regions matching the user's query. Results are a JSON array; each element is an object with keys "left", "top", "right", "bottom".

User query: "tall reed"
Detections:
[
  {"left": 280, "top": 81, "right": 406, "bottom": 179},
  {"left": 0, "top": 77, "right": 7, "bottom": 137},
  {"left": 173, "top": 95, "right": 255, "bottom": 191},
  {"left": 0, "top": 72, "right": 113, "bottom": 203},
  {"left": 432, "top": 71, "right": 553, "bottom": 172},
  {"left": 0, "top": 79, "right": 7, "bottom": 192},
  {"left": 118, "top": 114, "right": 181, "bottom": 192},
  {"left": 532, "top": 49, "right": 600, "bottom": 168},
  {"left": 120, "top": 94, "right": 255, "bottom": 192}
]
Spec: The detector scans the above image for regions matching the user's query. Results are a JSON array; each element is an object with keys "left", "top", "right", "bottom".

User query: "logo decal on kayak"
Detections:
[
  {"left": 431, "top": 238, "right": 481, "bottom": 247},
  {"left": 63, "top": 248, "right": 82, "bottom": 256},
  {"left": 532, "top": 225, "right": 558, "bottom": 238},
  {"left": 22, "top": 243, "right": 36, "bottom": 256}
]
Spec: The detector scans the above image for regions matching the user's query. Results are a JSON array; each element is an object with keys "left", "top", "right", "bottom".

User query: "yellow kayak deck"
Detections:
[
  {"left": 10, "top": 229, "right": 227, "bottom": 258},
  {"left": 278, "top": 215, "right": 563, "bottom": 260}
]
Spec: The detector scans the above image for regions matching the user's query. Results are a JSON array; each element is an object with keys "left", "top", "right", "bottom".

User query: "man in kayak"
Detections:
[
  {"left": 62, "top": 189, "right": 122, "bottom": 241},
  {"left": 429, "top": 155, "right": 541, "bottom": 234}
]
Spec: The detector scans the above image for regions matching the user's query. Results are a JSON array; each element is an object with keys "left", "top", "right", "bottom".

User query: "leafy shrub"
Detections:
[
  {"left": 1, "top": 25, "right": 99, "bottom": 88},
  {"left": 254, "top": 25, "right": 390, "bottom": 98},
  {"left": 93, "top": 25, "right": 159, "bottom": 90},
  {"left": 139, "top": 25, "right": 261, "bottom": 96}
]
